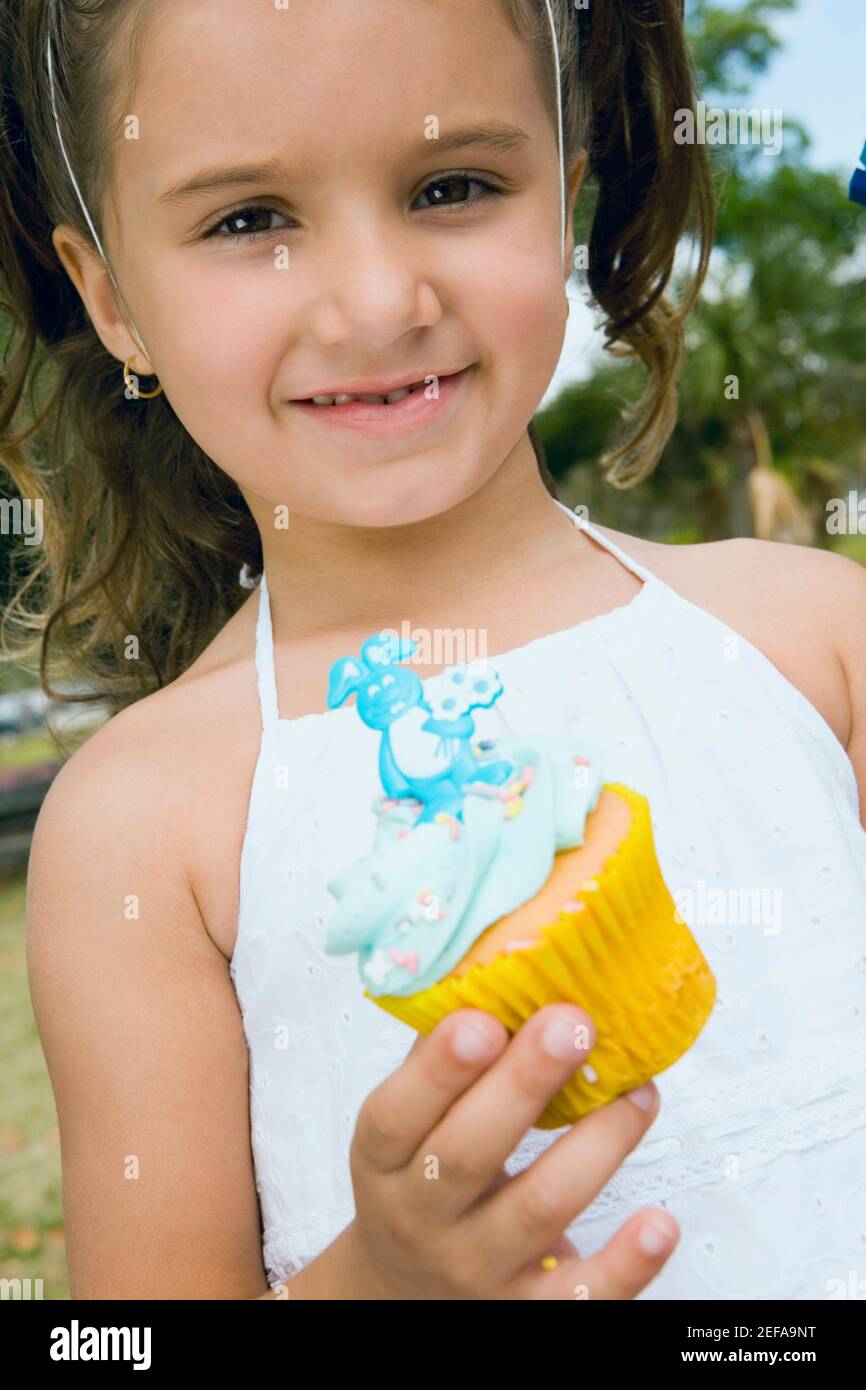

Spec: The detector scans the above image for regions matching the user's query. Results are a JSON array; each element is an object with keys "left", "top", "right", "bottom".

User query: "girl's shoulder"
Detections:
[
  {"left": 593, "top": 524, "right": 859, "bottom": 754},
  {"left": 34, "top": 590, "right": 265, "bottom": 961}
]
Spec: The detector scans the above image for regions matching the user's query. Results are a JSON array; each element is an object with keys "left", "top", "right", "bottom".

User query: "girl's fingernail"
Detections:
[
  {"left": 453, "top": 1021, "right": 499, "bottom": 1061},
  {"left": 638, "top": 1213, "right": 677, "bottom": 1256},
  {"left": 624, "top": 1080, "right": 658, "bottom": 1111},
  {"left": 541, "top": 1010, "right": 592, "bottom": 1059}
]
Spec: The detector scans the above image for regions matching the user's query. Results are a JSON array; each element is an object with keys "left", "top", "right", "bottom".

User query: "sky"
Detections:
[
  {"left": 546, "top": 0, "right": 866, "bottom": 400},
  {"left": 725, "top": 0, "right": 864, "bottom": 175}
]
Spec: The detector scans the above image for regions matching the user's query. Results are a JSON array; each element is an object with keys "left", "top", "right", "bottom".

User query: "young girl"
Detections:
[{"left": 5, "top": 0, "right": 866, "bottom": 1301}]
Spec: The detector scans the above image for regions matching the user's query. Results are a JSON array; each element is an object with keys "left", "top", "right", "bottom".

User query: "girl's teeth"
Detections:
[{"left": 309, "top": 380, "right": 426, "bottom": 407}]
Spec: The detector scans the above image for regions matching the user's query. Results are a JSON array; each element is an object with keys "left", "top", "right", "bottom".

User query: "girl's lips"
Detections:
[{"left": 289, "top": 366, "right": 473, "bottom": 436}]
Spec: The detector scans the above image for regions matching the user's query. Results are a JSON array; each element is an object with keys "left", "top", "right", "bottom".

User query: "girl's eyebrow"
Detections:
[{"left": 154, "top": 121, "right": 531, "bottom": 207}]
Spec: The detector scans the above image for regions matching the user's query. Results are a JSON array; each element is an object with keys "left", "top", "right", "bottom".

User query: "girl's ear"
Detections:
[
  {"left": 50, "top": 224, "right": 150, "bottom": 372},
  {"left": 564, "top": 149, "right": 589, "bottom": 275}
]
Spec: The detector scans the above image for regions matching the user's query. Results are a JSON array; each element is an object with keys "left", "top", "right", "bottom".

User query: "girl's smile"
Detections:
[{"left": 288, "top": 364, "right": 476, "bottom": 436}]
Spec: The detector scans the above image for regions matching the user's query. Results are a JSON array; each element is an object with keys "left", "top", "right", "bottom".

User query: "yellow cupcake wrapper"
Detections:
[{"left": 367, "top": 783, "right": 717, "bottom": 1129}]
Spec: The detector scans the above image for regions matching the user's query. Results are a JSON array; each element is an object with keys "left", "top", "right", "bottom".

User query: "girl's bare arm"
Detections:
[{"left": 25, "top": 712, "right": 277, "bottom": 1299}]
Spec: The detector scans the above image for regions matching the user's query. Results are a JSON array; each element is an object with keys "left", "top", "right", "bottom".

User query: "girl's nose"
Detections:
[{"left": 306, "top": 219, "right": 442, "bottom": 345}]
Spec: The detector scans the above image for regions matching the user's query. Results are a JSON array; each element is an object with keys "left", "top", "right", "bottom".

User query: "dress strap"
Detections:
[
  {"left": 255, "top": 570, "right": 281, "bottom": 728},
  {"left": 552, "top": 498, "right": 659, "bottom": 585}
]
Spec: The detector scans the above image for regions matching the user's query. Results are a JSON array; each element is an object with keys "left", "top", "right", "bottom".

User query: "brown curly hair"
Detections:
[{"left": 0, "top": 0, "right": 715, "bottom": 720}]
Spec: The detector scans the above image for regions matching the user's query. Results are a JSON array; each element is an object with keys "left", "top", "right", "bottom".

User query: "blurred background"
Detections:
[
  {"left": 544, "top": 0, "right": 866, "bottom": 550},
  {"left": 1, "top": 0, "right": 865, "bottom": 1298}
]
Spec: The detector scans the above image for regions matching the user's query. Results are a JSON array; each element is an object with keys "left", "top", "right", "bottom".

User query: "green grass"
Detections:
[{"left": 0, "top": 871, "right": 69, "bottom": 1299}]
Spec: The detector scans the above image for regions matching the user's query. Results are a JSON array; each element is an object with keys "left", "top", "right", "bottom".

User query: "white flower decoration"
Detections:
[{"left": 424, "top": 660, "right": 503, "bottom": 722}]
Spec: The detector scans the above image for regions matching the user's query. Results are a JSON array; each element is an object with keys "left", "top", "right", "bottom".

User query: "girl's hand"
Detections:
[{"left": 344, "top": 1003, "right": 679, "bottom": 1299}]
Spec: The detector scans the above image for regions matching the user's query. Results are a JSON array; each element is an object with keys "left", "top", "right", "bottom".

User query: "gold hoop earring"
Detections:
[{"left": 123, "top": 356, "right": 163, "bottom": 399}]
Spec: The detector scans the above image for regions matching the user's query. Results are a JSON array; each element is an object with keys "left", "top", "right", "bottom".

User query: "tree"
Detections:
[{"left": 540, "top": 0, "right": 866, "bottom": 545}]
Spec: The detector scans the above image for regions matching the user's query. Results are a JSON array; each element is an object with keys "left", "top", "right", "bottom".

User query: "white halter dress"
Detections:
[{"left": 229, "top": 500, "right": 866, "bottom": 1299}]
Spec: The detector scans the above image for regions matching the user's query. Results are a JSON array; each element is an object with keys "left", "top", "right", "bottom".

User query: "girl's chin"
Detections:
[{"left": 321, "top": 477, "right": 492, "bottom": 529}]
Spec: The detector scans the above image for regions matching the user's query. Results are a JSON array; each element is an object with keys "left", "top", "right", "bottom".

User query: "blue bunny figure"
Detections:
[{"left": 327, "top": 632, "right": 515, "bottom": 825}]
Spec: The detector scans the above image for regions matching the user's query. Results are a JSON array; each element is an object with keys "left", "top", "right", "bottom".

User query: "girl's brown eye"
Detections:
[
  {"left": 202, "top": 204, "right": 293, "bottom": 241},
  {"left": 415, "top": 174, "right": 500, "bottom": 211}
]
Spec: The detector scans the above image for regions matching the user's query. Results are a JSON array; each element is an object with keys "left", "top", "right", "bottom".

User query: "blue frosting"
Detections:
[{"left": 325, "top": 729, "right": 606, "bottom": 997}]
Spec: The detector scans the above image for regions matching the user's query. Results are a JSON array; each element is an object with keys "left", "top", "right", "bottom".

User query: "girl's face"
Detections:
[{"left": 98, "top": 0, "right": 582, "bottom": 527}]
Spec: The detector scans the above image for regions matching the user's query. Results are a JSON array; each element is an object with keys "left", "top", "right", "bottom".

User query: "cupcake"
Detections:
[{"left": 325, "top": 631, "right": 717, "bottom": 1129}]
